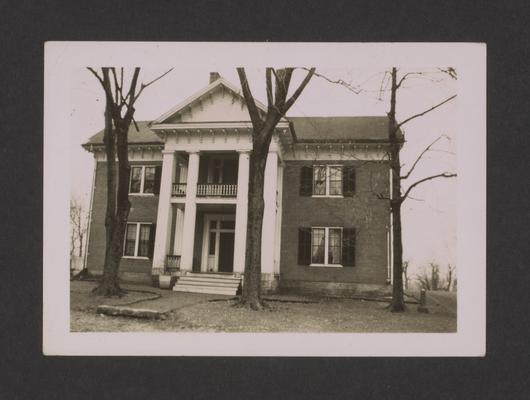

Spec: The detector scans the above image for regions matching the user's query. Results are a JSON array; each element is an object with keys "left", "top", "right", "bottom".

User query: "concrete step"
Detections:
[
  {"left": 178, "top": 277, "right": 240, "bottom": 285},
  {"left": 172, "top": 284, "right": 237, "bottom": 296},
  {"left": 177, "top": 279, "right": 240, "bottom": 288},
  {"left": 173, "top": 273, "right": 242, "bottom": 295},
  {"left": 185, "top": 272, "right": 239, "bottom": 280}
]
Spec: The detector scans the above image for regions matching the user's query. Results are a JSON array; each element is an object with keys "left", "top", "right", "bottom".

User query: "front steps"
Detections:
[{"left": 172, "top": 272, "right": 241, "bottom": 296}]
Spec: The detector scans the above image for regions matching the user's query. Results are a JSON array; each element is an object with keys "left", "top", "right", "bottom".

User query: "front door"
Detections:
[
  {"left": 218, "top": 232, "right": 235, "bottom": 272},
  {"left": 202, "top": 215, "right": 235, "bottom": 273}
]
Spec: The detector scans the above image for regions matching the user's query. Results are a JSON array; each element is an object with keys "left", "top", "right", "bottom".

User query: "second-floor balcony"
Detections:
[
  {"left": 197, "top": 183, "right": 237, "bottom": 197},
  {"left": 172, "top": 183, "right": 237, "bottom": 197}
]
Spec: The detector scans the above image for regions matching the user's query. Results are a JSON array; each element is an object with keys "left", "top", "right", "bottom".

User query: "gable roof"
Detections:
[
  {"left": 82, "top": 121, "right": 162, "bottom": 148},
  {"left": 82, "top": 116, "right": 393, "bottom": 148},
  {"left": 288, "top": 116, "right": 389, "bottom": 143},
  {"left": 152, "top": 77, "right": 272, "bottom": 124}
]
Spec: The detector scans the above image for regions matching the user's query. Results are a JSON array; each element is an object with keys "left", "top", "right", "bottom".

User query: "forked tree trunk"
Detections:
[
  {"left": 236, "top": 67, "right": 315, "bottom": 309},
  {"left": 93, "top": 113, "right": 131, "bottom": 296}
]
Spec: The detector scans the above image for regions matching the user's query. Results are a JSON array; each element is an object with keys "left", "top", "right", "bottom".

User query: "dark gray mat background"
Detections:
[{"left": 1, "top": 1, "right": 529, "bottom": 398}]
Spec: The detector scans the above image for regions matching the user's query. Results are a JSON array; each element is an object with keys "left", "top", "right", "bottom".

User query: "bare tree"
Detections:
[
  {"left": 402, "top": 260, "right": 410, "bottom": 290},
  {"left": 237, "top": 67, "right": 315, "bottom": 309},
  {"left": 444, "top": 263, "right": 456, "bottom": 291},
  {"left": 415, "top": 262, "right": 442, "bottom": 291},
  {"left": 311, "top": 67, "right": 457, "bottom": 312},
  {"left": 70, "top": 196, "right": 88, "bottom": 259},
  {"left": 87, "top": 67, "right": 172, "bottom": 296}
]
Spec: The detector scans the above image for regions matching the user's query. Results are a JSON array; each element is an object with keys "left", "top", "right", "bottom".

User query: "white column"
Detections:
[
  {"left": 261, "top": 151, "right": 278, "bottom": 274},
  {"left": 172, "top": 208, "right": 185, "bottom": 255},
  {"left": 152, "top": 150, "right": 176, "bottom": 271},
  {"left": 233, "top": 151, "right": 250, "bottom": 273},
  {"left": 180, "top": 151, "right": 200, "bottom": 271}
]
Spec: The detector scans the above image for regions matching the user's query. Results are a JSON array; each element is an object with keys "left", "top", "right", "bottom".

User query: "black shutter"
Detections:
[
  {"left": 153, "top": 166, "right": 162, "bottom": 195},
  {"left": 342, "top": 228, "right": 356, "bottom": 267},
  {"left": 148, "top": 223, "right": 157, "bottom": 259},
  {"left": 298, "top": 227, "right": 312, "bottom": 265},
  {"left": 299, "top": 166, "right": 313, "bottom": 196},
  {"left": 343, "top": 166, "right": 356, "bottom": 197}
]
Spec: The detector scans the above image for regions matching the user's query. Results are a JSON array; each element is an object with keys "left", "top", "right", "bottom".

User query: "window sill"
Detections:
[
  {"left": 128, "top": 193, "right": 156, "bottom": 196},
  {"left": 309, "top": 264, "right": 343, "bottom": 268},
  {"left": 122, "top": 256, "right": 150, "bottom": 260},
  {"left": 311, "top": 195, "right": 344, "bottom": 198}
]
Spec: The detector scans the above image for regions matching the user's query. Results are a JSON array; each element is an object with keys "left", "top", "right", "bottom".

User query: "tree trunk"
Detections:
[
  {"left": 93, "top": 113, "right": 131, "bottom": 296},
  {"left": 241, "top": 150, "right": 267, "bottom": 309},
  {"left": 78, "top": 233, "right": 83, "bottom": 257},
  {"left": 389, "top": 200, "right": 406, "bottom": 311},
  {"left": 388, "top": 67, "right": 406, "bottom": 312}
]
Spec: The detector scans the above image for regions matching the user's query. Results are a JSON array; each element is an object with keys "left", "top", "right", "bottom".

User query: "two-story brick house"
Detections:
[{"left": 83, "top": 73, "right": 393, "bottom": 296}]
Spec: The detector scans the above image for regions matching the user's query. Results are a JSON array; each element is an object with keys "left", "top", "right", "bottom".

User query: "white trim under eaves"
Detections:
[{"left": 150, "top": 121, "right": 291, "bottom": 131}]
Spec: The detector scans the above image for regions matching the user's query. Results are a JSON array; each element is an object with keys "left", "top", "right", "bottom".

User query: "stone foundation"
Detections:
[
  {"left": 261, "top": 273, "right": 280, "bottom": 294},
  {"left": 279, "top": 279, "right": 391, "bottom": 297}
]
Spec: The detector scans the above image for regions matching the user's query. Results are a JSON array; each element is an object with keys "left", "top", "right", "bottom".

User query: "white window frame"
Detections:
[
  {"left": 310, "top": 226, "right": 343, "bottom": 267},
  {"left": 122, "top": 222, "right": 152, "bottom": 259},
  {"left": 312, "top": 165, "right": 344, "bottom": 198},
  {"left": 129, "top": 165, "right": 156, "bottom": 195}
]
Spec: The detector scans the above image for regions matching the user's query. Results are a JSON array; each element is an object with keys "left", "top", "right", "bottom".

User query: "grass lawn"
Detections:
[{"left": 71, "top": 281, "right": 456, "bottom": 333}]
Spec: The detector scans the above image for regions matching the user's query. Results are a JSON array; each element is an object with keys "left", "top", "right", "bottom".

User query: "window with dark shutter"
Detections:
[
  {"left": 343, "top": 166, "right": 356, "bottom": 197},
  {"left": 298, "top": 227, "right": 311, "bottom": 265},
  {"left": 153, "top": 166, "right": 162, "bottom": 195},
  {"left": 342, "top": 228, "right": 356, "bottom": 267},
  {"left": 148, "top": 223, "right": 156, "bottom": 259},
  {"left": 299, "top": 166, "right": 313, "bottom": 196}
]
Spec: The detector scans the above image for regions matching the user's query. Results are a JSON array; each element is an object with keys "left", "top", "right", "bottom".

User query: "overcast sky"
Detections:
[{"left": 69, "top": 66, "right": 457, "bottom": 275}]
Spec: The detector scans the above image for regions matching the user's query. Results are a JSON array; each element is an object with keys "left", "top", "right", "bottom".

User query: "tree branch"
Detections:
[
  {"left": 401, "top": 134, "right": 449, "bottom": 180},
  {"left": 283, "top": 67, "right": 315, "bottom": 112},
  {"left": 265, "top": 68, "right": 273, "bottom": 108},
  {"left": 237, "top": 67, "right": 263, "bottom": 130},
  {"left": 308, "top": 69, "right": 363, "bottom": 94},
  {"left": 402, "top": 172, "right": 457, "bottom": 200},
  {"left": 87, "top": 67, "right": 104, "bottom": 86},
  {"left": 133, "top": 67, "right": 174, "bottom": 102},
  {"left": 395, "top": 94, "right": 456, "bottom": 132}
]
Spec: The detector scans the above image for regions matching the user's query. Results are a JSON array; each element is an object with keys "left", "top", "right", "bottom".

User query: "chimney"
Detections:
[{"left": 209, "top": 72, "right": 221, "bottom": 84}]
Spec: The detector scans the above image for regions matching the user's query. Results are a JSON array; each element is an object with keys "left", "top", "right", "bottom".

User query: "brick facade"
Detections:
[
  {"left": 279, "top": 160, "right": 391, "bottom": 294},
  {"left": 86, "top": 161, "right": 161, "bottom": 282}
]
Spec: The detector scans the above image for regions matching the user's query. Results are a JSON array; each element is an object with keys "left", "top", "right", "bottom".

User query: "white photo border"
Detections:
[{"left": 43, "top": 42, "right": 486, "bottom": 356}]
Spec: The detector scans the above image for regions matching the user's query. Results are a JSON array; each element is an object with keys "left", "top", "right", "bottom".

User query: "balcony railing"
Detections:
[
  {"left": 165, "top": 254, "right": 181, "bottom": 273},
  {"left": 172, "top": 183, "right": 187, "bottom": 196},
  {"left": 197, "top": 184, "right": 237, "bottom": 197}
]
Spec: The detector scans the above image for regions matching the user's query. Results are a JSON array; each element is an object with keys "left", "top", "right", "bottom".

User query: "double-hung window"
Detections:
[
  {"left": 300, "top": 165, "right": 355, "bottom": 197},
  {"left": 313, "top": 165, "right": 343, "bottom": 196},
  {"left": 310, "top": 227, "right": 343, "bottom": 266},
  {"left": 298, "top": 226, "right": 355, "bottom": 267},
  {"left": 130, "top": 166, "right": 157, "bottom": 194},
  {"left": 123, "top": 223, "right": 152, "bottom": 258}
]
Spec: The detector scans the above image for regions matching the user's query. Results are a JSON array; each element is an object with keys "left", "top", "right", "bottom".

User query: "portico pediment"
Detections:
[{"left": 154, "top": 77, "right": 287, "bottom": 125}]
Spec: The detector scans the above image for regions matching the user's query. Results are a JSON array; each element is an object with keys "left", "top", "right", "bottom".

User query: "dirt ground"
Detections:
[{"left": 70, "top": 281, "right": 456, "bottom": 333}]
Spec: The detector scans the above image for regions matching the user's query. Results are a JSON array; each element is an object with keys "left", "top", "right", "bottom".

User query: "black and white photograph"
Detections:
[{"left": 43, "top": 42, "right": 485, "bottom": 356}]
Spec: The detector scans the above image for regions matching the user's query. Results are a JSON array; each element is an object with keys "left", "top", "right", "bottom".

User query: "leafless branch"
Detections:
[
  {"left": 401, "top": 134, "right": 449, "bottom": 180},
  {"left": 309, "top": 69, "right": 363, "bottom": 94},
  {"left": 284, "top": 67, "right": 315, "bottom": 112},
  {"left": 265, "top": 68, "right": 273, "bottom": 108},
  {"left": 133, "top": 67, "right": 174, "bottom": 102},
  {"left": 402, "top": 172, "right": 457, "bottom": 200},
  {"left": 87, "top": 67, "right": 104, "bottom": 86},
  {"left": 438, "top": 67, "right": 457, "bottom": 80},
  {"left": 237, "top": 67, "right": 263, "bottom": 130},
  {"left": 395, "top": 94, "right": 456, "bottom": 132}
]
